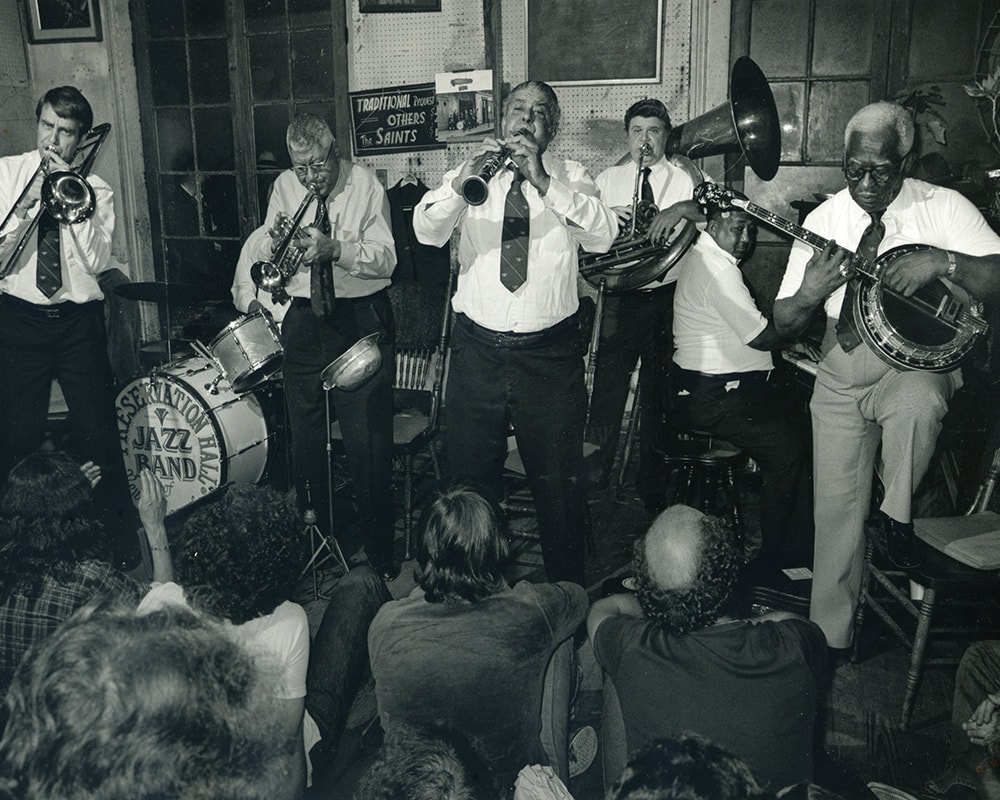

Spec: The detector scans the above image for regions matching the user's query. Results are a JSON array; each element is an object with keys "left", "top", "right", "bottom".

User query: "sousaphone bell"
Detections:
[{"left": 580, "top": 57, "right": 781, "bottom": 293}]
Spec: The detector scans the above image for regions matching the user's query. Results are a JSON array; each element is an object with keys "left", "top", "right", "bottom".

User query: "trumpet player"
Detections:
[
  {"left": 242, "top": 114, "right": 398, "bottom": 580},
  {"left": 586, "top": 99, "right": 706, "bottom": 512},
  {"left": 413, "top": 80, "right": 616, "bottom": 585},
  {"left": 0, "top": 86, "right": 139, "bottom": 568}
]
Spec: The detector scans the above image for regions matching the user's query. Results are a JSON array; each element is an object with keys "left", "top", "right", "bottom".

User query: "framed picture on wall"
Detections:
[
  {"left": 526, "top": 0, "right": 662, "bottom": 85},
  {"left": 359, "top": 0, "right": 441, "bottom": 12},
  {"left": 24, "top": 0, "right": 103, "bottom": 43}
]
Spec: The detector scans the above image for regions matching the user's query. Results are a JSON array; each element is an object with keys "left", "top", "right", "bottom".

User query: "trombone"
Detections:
[{"left": 0, "top": 122, "right": 111, "bottom": 281}]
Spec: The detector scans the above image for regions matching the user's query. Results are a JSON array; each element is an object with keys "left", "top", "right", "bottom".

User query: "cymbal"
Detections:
[{"left": 114, "top": 282, "right": 229, "bottom": 305}]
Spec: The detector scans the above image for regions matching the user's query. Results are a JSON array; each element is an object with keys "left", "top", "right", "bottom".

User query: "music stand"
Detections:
[{"left": 299, "top": 387, "right": 351, "bottom": 601}]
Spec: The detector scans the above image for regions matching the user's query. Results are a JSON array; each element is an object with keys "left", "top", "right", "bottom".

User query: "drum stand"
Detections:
[{"left": 300, "top": 394, "right": 351, "bottom": 600}]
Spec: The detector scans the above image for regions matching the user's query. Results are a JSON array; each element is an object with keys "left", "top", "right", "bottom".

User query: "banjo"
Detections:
[{"left": 694, "top": 182, "right": 989, "bottom": 373}]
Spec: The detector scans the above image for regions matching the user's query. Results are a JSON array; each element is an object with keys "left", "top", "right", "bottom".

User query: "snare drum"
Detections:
[
  {"left": 209, "top": 310, "right": 283, "bottom": 393},
  {"left": 116, "top": 357, "right": 270, "bottom": 516}
]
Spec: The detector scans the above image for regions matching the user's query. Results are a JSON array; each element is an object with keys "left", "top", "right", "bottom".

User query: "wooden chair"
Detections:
[
  {"left": 852, "top": 447, "right": 1000, "bottom": 730},
  {"left": 331, "top": 267, "right": 455, "bottom": 560}
]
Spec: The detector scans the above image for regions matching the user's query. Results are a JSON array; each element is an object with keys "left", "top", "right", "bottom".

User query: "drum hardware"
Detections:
[
  {"left": 207, "top": 309, "right": 283, "bottom": 393},
  {"left": 695, "top": 182, "right": 989, "bottom": 372},
  {"left": 0, "top": 123, "right": 112, "bottom": 280},
  {"left": 459, "top": 127, "right": 531, "bottom": 206},
  {"left": 320, "top": 332, "right": 383, "bottom": 391},
  {"left": 579, "top": 56, "right": 781, "bottom": 293},
  {"left": 250, "top": 186, "right": 320, "bottom": 304}
]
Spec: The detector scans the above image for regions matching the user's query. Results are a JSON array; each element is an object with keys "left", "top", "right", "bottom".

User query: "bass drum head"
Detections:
[{"left": 115, "top": 357, "right": 270, "bottom": 516}]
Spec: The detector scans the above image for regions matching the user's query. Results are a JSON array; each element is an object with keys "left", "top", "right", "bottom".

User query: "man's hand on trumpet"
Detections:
[{"left": 298, "top": 224, "right": 341, "bottom": 266}]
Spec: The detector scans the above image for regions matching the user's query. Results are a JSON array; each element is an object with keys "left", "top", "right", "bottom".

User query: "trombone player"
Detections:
[
  {"left": 586, "top": 99, "right": 705, "bottom": 510},
  {"left": 0, "top": 86, "right": 138, "bottom": 567},
  {"left": 240, "top": 114, "right": 398, "bottom": 580}
]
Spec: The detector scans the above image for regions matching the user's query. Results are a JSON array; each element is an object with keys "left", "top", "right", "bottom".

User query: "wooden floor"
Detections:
[{"left": 297, "top": 445, "right": 968, "bottom": 800}]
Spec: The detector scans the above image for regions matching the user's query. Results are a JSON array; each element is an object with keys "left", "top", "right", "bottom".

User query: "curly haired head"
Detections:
[
  {"left": 607, "top": 734, "right": 772, "bottom": 800},
  {"left": 0, "top": 450, "right": 105, "bottom": 573},
  {"left": 415, "top": 485, "right": 509, "bottom": 603},
  {"left": 0, "top": 605, "right": 293, "bottom": 800},
  {"left": 172, "top": 483, "right": 309, "bottom": 624},
  {"left": 632, "top": 506, "right": 742, "bottom": 635}
]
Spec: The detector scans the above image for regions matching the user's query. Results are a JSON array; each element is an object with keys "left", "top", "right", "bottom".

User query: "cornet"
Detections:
[
  {"left": 250, "top": 188, "right": 320, "bottom": 305},
  {"left": 460, "top": 128, "right": 531, "bottom": 206},
  {"left": 0, "top": 123, "right": 111, "bottom": 280}
]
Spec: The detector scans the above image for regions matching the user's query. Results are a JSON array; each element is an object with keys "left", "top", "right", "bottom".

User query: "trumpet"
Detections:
[
  {"left": 460, "top": 128, "right": 531, "bottom": 206},
  {"left": 0, "top": 123, "right": 111, "bottom": 280},
  {"left": 250, "top": 188, "right": 320, "bottom": 304}
]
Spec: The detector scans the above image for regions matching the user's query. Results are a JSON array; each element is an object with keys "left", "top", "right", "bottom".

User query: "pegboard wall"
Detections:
[
  {"left": 0, "top": 0, "right": 36, "bottom": 157},
  {"left": 349, "top": 0, "right": 692, "bottom": 190}
]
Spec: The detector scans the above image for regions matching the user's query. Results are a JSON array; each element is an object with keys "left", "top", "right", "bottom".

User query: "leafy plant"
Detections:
[
  {"left": 893, "top": 85, "right": 948, "bottom": 147},
  {"left": 965, "top": 65, "right": 1000, "bottom": 156}
]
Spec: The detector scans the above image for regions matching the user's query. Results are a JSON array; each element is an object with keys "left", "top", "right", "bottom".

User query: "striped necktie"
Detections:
[
  {"left": 499, "top": 172, "right": 530, "bottom": 293},
  {"left": 310, "top": 199, "right": 335, "bottom": 319},
  {"left": 836, "top": 212, "right": 884, "bottom": 353},
  {"left": 35, "top": 210, "right": 63, "bottom": 298}
]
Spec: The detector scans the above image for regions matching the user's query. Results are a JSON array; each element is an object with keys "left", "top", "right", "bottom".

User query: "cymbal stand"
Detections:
[{"left": 299, "top": 473, "right": 350, "bottom": 601}]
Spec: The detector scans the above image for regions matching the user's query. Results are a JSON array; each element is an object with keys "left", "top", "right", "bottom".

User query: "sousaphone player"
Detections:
[{"left": 241, "top": 113, "right": 398, "bottom": 580}]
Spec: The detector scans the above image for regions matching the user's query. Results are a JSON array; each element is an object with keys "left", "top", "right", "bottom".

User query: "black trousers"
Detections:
[
  {"left": 446, "top": 314, "right": 587, "bottom": 584},
  {"left": 671, "top": 366, "right": 814, "bottom": 567},
  {"left": 281, "top": 293, "right": 395, "bottom": 567},
  {"left": 0, "top": 296, "right": 136, "bottom": 553},
  {"left": 585, "top": 285, "right": 674, "bottom": 499}
]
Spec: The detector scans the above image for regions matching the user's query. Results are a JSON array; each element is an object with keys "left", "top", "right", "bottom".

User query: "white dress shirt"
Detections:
[
  {"left": 673, "top": 233, "right": 773, "bottom": 374},
  {"left": 0, "top": 149, "right": 113, "bottom": 304},
  {"left": 231, "top": 224, "right": 288, "bottom": 324},
  {"left": 595, "top": 154, "right": 704, "bottom": 289},
  {"left": 413, "top": 153, "right": 616, "bottom": 333},
  {"left": 250, "top": 161, "right": 395, "bottom": 300}
]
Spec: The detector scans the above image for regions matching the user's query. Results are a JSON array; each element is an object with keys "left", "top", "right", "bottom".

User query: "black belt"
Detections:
[
  {"left": 289, "top": 288, "right": 386, "bottom": 310},
  {"left": 457, "top": 312, "right": 578, "bottom": 349},
  {"left": 673, "top": 365, "right": 771, "bottom": 390},
  {"left": 0, "top": 294, "right": 102, "bottom": 320}
]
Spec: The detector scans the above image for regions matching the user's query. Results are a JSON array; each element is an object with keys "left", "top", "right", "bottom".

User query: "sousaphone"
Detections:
[{"left": 580, "top": 56, "right": 781, "bottom": 292}]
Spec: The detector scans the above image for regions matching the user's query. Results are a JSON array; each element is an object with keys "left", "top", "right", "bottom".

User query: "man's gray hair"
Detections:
[
  {"left": 844, "top": 101, "right": 915, "bottom": 159},
  {"left": 287, "top": 113, "right": 334, "bottom": 151}
]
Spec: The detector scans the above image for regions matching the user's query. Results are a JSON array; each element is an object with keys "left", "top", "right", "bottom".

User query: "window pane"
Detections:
[
  {"left": 909, "top": 0, "right": 978, "bottom": 78},
  {"left": 201, "top": 175, "right": 240, "bottom": 237},
  {"left": 250, "top": 33, "right": 290, "bottom": 101},
  {"left": 156, "top": 108, "right": 194, "bottom": 172},
  {"left": 254, "top": 104, "right": 292, "bottom": 168},
  {"left": 289, "top": 0, "right": 328, "bottom": 28},
  {"left": 194, "top": 107, "right": 235, "bottom": 170},
  {"left": 246, "top": 0, "right": 287, "bottom": 34},
  {"left": 749, "top": 0, "right": 809, "bottom": 77},
  {"left": 160, "top": 175, "right": 200, "bottom": 236},
  {"left": 190, "top": 38, "right": 231, "bottom": 104},
  {"left": 146, "top": 0, "right": 183, "bottom": 38},
  {"left": 806, "top": 81, "right": 870, "bottom": 162},
  {"left": 291, "top": 29, "right": 334, "bottom": 99},
  {"left": 812, "top": 0, "right": 873, "bottom": 76},
  {"left": 149, "top": 41, "right": 189, "bottom": 105},
  {"left": 186, "top": 0, "right": 226, "bottom": 36},
  {"left": 771, "top": 82, "right": 805, "bottom": 162}
]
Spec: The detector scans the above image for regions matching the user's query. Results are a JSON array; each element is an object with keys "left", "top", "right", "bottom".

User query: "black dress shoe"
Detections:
[{"left": 884, "top": 516, "right": 922, "bottom": 569}]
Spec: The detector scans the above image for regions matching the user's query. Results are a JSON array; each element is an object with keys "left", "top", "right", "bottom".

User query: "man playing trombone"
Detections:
[
  {"left": 242, "top": 114, "right": 398, "bottom": 580},
  {"left": 0, "top": 86, "right": 137, "bottom": 566},
  {"left": 413, "top": 80, "right": 616, "bottom": 585}
]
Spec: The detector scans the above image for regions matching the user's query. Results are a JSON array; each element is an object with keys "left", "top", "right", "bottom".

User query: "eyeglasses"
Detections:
[
  {"left": 291, "top": 142, "right": 334, "bottom": 178},
  {"left": 842, "top": 161, "right": 902, "bottom": 185}
]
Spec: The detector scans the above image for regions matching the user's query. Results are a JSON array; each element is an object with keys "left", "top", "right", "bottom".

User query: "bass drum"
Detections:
[{"left": 116, "top": 357, "right": 270, "bottom": 516}]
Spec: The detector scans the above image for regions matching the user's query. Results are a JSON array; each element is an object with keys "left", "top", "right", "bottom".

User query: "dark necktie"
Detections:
[
  {"left": 35, "top": 210, "right": 63, "bottom": 298},
  {"left": 836, "top": 212, "right": 884, "bottom": 352},
  {"left": 499, "top": 172, "right": 530, "bottom": 293},
  {"left": 310, "top": 199, "right": 335, "bottom": 319},
  {"left": 641, "top": 167, "right": 655, "bottom": 206}
]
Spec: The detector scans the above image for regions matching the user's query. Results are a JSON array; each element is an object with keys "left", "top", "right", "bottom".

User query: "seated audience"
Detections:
[
  {"left": 588, "top": 505, "right": 826, "bottom": 792},
  {"left": 137, "top": 482, "right": 390, "bottom": 795},
  {"left": 0, "top": 605, "right": 298, "bottom": 800},
  {"left": 0, "top": 451, "right": 169, "bottom": 699},
  {"left": 368, "top": 485, "right": 588, "bottom": 788},
  {"left": 928, "top": 640, "right": 1000, "bottom": 799}
]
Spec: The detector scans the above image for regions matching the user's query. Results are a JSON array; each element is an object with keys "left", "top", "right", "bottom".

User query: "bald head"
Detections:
[{"left": 643, "top": 505, "right": 706, "bottom": 590}]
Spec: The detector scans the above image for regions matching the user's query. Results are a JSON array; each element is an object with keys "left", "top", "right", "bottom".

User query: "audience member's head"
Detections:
[
  {"left": 606, "top": 734, "right": 772, "bottom": 800},
  {"left": 172, "top": 483, "right": 308, "bottom": 624},
  {"left": 632, "top": 505, "right": 743, "bottom": 635},
  {"left": 0, "top": 451, "right": 104, "bottom": 575},
  {"left": 0, "top": 605, "right": 295, "bottom": 800},
  {"left": 415, "top": 485, "right": 509, "bottom": 603},
  {"left": 357, "top": 722, "right": 499, "bottom": 800}
]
